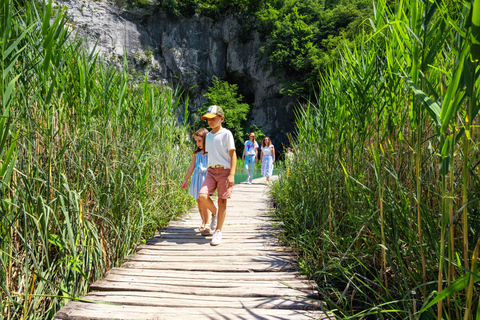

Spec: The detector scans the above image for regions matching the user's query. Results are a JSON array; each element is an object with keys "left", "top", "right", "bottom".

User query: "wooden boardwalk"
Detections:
[{"left": 55, "top": 177, "right": 328, "bottom": 319}]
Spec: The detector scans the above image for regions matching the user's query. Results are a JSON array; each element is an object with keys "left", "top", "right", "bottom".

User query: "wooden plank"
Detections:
[
  {"left": 166, "top": 214, "right": 277, "bottom": 220},
  {"left": 105, "top": 268, "right": 308, "bottom": 281},
  {"left": 90, "top": 279, "right": 316, "bottom": 298},
  {"left": 179, "top": 210, "right": 271, "bottom": 216},
  {"left": 140, "top": 244, "right": 284, "bottom": 250},
  {"left": 155, "top": 233, "right": 278, "bottom": 240},
  {"left": 135, "top": 248, "right": 294, "bottom": 256},
  {"left": 162, "top": 226, "right": 282, "bottom": 232},
  {"left": 126, "top": 254, "right": 297, "bottom": 263},
  {"left": 160, "top": 226, "right": 280, "bottom": 232},
  {"left": 97, "top": 273, "right": 315, "bottom": 289},
  {"left": 83, "top": 291, "right": 321, "bottom": 309},
  {"left": 149, "top": 232, "right": 282, "bottom": 239},
  {"left": 55, "top": 302, "right": 328, "bottom": 320},
  {"left": 167, "top": 221, "right": 277, "bottom": 226},
  {"left": 136, "top": 244, "right": 293, "bottom": 252},
  {"left": 159, "top": 228, "right": 281, "bottom": 234},
  {"left": 120, "top": 260, "right": 298, "bottom": 272},
  {"left": 145, "top": 238, "right": 283, "bottom": 245}
]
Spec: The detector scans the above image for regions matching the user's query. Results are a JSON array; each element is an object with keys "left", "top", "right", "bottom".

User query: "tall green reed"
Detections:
[
  {"left": 271, "top": 0, "right": 480, "bottom": 318},
  {"left": 0, "top": 0, "right": 193, "bottom": 319}
]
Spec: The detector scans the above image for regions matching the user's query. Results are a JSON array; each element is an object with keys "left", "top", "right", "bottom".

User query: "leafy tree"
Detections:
[
  {"left": 257, "top": 0, "right": 372, "bottom": 96},
  {"left": 155, "top": 0, "right": 266, "bottom": 18},
  {"left": 200, "top": 77, "right": 250, "bottom": 150}
]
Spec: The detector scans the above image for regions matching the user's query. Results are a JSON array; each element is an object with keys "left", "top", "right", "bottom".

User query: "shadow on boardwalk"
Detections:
[{"left": 55, "top": 177, "right": 331, "bottom": 320}]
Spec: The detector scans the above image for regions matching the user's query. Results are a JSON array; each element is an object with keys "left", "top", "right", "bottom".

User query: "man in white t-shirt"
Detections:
[
  {"left": 242, "top": 132, "right": 258, "bottom": 184},
  {"left": 198, "top": 105, "right": 237, "bottom": 246}
]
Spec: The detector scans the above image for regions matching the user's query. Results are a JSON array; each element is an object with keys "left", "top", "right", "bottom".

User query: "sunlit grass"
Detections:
[
  {"left": 271, "top": 0, "right": 480, "bottom": 318},
  {"left": 0, "top": 0, "right": 193, "bottom": 318}
]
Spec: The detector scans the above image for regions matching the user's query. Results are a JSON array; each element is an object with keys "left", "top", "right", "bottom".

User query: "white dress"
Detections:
[{"left": 261, "top": 145, "right": 274, "bottom": 177}]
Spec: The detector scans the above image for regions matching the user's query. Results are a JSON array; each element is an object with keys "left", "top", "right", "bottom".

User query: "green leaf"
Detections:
[
  {"left": 471, "top": 0, "right": 480, "bottom": 61},
  {"left": 2, "top": 0, "right": 12, "bottom": 54},
  {"left": 3, "top": 51, "right": 22, "bottom": 79},
  {"left": 45, "top": 79, "right": 55, "bottom": 105},
  {"left": 1, "top": 130, "right": 18, "bottom": 185},
  {"left": 399, "top": 74, "right": 441, "bottom": 126},
  {"left": 418, "top": 272, "right": 480, "bottom": 315},
  {"left": 0, "top": 130, "right": 17, "bottom": 177},
  {"left": 3, "top": 23, "right": 35, "bottom": 58},
  {"left": 2, "top": 75, "right": 20, "bottom": 109},
  {"left": 440, "top": 42, "right": 469, "bottom": 134},
  {"left": 42, "top": 0, "right": 52, "bottom": 35},
  {"left": 48, "top": 234, "right": 64, "bottom": 251}
]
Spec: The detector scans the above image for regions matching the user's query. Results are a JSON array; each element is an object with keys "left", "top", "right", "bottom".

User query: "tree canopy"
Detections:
[{"left": 256, "top": 0, "right": 372, "bottom": 96}]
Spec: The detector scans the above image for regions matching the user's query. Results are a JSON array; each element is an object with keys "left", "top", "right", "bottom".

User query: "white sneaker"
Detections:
[
  {"left": 249, "top": 179, "right": 253, "bottom": 184},
  {"left": 245, "top": 176, "right": 250, "bottom": 183},
  {"left": 211, "top": 230, "right": 222, "bottom": 246},
  {"left": 210, "top": 214, "right": 218, "bottom": 230}
]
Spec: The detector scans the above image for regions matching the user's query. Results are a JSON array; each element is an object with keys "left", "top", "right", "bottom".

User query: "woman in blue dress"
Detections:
[
  {"left": 182, "top": 128, "right": 210, "bottom": 234},
  {"left": 260, "top": 136, "right": 275, "bottom": 184}
]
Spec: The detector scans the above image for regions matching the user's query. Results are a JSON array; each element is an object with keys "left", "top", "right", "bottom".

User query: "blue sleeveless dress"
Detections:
[{"left": 189, "top": 152, "right": 209, "bottom": 199}]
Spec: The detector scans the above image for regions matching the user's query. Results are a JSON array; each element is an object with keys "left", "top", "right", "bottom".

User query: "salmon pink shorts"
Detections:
[{"left": 199, "top": 167, "right": 233, "bottom": 199}]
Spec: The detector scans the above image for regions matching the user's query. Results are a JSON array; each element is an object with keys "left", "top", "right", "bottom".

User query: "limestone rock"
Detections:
[{"left": 59, "top": 0, "right": 296, "bottom": 145}]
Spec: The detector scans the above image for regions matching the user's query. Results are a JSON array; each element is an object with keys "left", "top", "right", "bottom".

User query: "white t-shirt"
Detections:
[
  {"left": 244, "top": 140, "right": 258, "bottom": 156},
  {"left": 205, "top": 128, "right": 236, "bottom": 168},
  {"left": 262, "top": 145, "right": 274, "bottom": 156}
]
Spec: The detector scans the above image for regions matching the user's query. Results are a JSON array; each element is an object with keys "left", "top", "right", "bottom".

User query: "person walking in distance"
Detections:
[
  {"left": 260, "top": 136, "right": 275, "bottom": 184},
  {"left": 181, "top": 128, "right": 211, "bottom": 235},
  {"left": 242, "top": 132, "right": 258, "bottom": 184},
  {"left": 198, "top": 105, "right": 237, "bottom": 246}
]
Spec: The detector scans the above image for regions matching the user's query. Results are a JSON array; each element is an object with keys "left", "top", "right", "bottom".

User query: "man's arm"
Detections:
[{"left": 227, "top": 149, "right": 237, "bottom": 187}]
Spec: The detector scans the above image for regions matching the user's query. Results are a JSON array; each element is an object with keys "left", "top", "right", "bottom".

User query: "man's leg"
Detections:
[{"left": 216, "top": 198, "right": 227, "bottom": 231}]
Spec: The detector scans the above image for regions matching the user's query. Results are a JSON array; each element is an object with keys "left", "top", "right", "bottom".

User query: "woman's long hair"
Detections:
[
  {"left": 262, "top": 136, "right": 271, "bottom": 148},
  {"left": 193, "top": 128, "right": 208, "bottom": 154}
]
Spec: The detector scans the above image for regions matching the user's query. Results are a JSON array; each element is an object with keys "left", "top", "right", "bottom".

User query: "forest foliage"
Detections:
[{"left": 256, "top": 0, "right": 371, "bottom": 95}]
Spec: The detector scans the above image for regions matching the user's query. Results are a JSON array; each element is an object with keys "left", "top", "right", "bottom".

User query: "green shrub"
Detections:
[{"left": 199, "top": 77, "right": 250, "bottom": 150}]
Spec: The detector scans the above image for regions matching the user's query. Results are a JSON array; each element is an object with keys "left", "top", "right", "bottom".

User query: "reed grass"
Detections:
[
  {"left": 0, "top": 0, "right": 193, "bottom": 318},
  {"left": 271, "top": 0, "right": 480, "bottom": 318}
]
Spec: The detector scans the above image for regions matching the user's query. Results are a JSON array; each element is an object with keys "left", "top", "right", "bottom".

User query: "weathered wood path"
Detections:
[{"left": 55, "top": 177, "right": 328, "bottom": 319}]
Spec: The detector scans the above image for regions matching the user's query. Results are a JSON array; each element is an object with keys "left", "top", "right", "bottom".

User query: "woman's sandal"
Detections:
[
  {"left": 202, "top": 227, "right": 211, "bottom": 236},
  {"left": 199, "top": 223, "right": 207, "bottom": 232}
]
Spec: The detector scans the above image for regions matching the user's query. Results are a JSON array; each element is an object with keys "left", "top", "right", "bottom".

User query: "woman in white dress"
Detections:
[{"left": 260, "top": 137, "right": 275, "bottom": 184}]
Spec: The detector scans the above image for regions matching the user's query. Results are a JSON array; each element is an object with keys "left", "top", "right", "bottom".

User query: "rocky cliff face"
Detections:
[{"left": 60, "top": 0, "right": 296, "bottom": 145}]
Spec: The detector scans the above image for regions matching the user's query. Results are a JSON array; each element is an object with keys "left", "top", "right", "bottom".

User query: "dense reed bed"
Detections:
[
  {"left": 0, "top": 0, "right": 192, "bottom": 318},
  {"left": 271, "top": 0, "right": 480, "bottom": 318}
]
